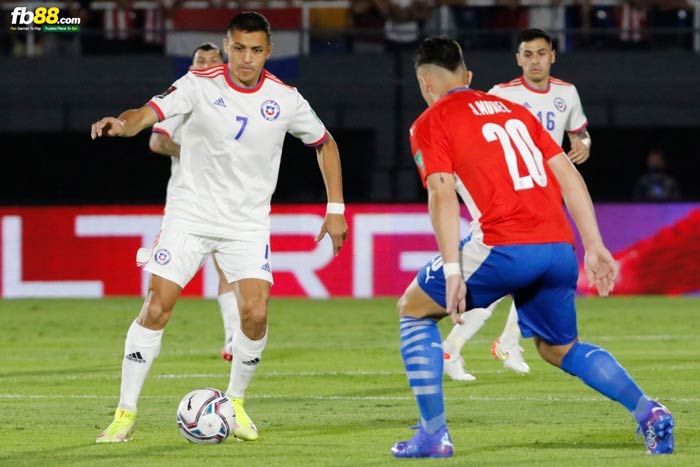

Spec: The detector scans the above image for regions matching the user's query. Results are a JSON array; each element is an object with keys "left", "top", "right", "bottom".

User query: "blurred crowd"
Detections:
[{"left": 1, "top": 0, "right": 696, "bottom": 56}]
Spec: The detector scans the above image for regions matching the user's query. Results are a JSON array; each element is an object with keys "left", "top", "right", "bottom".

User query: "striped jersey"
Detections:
[
  {"left": 488, "top": 76, "right": 587, "bottom": 145},
  {"left": 147, "top": 64, "right": 328, "bottom": 238},
  {"left": 410, "top": 87, "right": 574, "bottom": 246}
]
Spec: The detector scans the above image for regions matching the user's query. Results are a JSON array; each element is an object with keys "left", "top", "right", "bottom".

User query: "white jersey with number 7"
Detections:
[{"left": 148, "top": 64, "right": 328, "bottom": 238}]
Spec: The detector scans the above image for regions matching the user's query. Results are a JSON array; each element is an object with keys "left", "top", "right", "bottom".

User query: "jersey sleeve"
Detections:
[
  {"left": 288, "top": 92, "right": 328, "bottom": 147},
  {"left": 566, "top": 86, "right": 588, "bottom": 134},
  {"left": 410, "top": 110, "right": 453, "bottom": 188},
  {"left": 147, "top": 73, "right": 197, "bottom": 123},
  {"left": 153, "top": 115, "right": 184, "bottom": 145}
]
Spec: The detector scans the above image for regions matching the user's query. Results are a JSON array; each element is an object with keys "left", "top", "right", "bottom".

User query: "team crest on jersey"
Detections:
[
  {"left": 156, "top": 86, "right": 177, "bottom": 99},
  {"left": 260, "top": 100, "right": 281, "bottom": 121},
  {"left": 154, "top": 248, "right": 171, "bottom": 265},
  {"left": 554, "top": 97, "right": 567, "bottom": 112}
]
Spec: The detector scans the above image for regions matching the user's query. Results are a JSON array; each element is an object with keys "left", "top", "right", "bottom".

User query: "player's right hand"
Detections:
[
  {"left": 584, "top": 244, "right": 618, "bottom": 296},
  {"left": 91, "top": 117, "right": 125, "bottom": 139},
  {"left": 445, "top": 274, "right": 466, "bottom": 325}
]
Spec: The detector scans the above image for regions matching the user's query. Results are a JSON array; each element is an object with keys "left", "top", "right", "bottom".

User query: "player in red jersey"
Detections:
[
  {"left": 390, "top": 36, "right": 674, "bottom": 458},
  {"left": 443, "top": 28, "right": 593, "bottom": 379}
]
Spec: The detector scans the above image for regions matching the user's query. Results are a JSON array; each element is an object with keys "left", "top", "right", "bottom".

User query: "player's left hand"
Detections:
[
  {"left": 568, "top": 139, "right": 590, "bottom": 165},
  {"left": 316, "top": 213, "right": 348, "bottom": 256},
  {"left": 584, "top": 243, "right": 618, "bottom": 296},
  {"left": 445, "top": 274, "right": 466, "bottom": 325}
]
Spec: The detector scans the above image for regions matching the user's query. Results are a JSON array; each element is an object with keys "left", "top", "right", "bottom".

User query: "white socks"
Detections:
[
  {"left": 217, "top": 291, "right": 240, "bottom": 345},
  {"left": 226, "top": 327, "right": 267, "bottom": 399},
  {"left": 498, "top": 302, "right": 521, "bottom": 349},
  {"left": 118, "top": 320, "right": 163, "bottom": 412},
  {"left": 443, "top": 299, "right": 501, "bottom": 352}
]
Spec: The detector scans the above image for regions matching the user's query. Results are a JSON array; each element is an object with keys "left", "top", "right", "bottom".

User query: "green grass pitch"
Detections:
[{"left": 0, "top": 296, "right": 698, "bottom": 466}]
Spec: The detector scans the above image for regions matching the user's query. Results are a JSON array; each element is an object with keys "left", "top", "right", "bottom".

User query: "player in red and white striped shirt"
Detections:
[
  {"left": 442, "top": 29, "right": 594, "bottom": 381},
  {"left": 391, "top": 36, "right": 673, "bottom": 458}
]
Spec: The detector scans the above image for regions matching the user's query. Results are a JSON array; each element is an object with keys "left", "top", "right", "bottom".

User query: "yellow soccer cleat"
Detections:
[
  {"left": 231, "top": 398, "right": 258, "bottom": 441},
  {"left": 96, "top": 408, "right": 136, "bottom": 443}
]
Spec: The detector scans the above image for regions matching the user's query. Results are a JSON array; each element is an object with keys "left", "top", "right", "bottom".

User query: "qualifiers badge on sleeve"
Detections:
[{"left": 156, "top": 86, "right": 177, "bottom": 99}]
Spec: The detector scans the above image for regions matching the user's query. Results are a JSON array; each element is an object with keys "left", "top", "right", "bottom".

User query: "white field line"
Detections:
[
  {"left": 0, "top": 393, "right": 698, "bottom": 403},
  {"left": 3, "top": 362, "right": 698, "bottom": 384}
]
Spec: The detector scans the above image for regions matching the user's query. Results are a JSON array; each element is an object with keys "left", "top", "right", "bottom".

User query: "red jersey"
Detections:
[{"left": 410, "top": 87, "right": 574, "bottom": 246}]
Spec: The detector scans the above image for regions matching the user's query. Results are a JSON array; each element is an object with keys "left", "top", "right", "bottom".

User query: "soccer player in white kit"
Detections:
[
  {"left": 147, "top": 42, "right": 241, "bottom": 362},
  {"left": 91, "top": 12, "right": 348, "bottom": 443},
  {"left": 442, "top": 28, "right": 593, "bottom": 381}
]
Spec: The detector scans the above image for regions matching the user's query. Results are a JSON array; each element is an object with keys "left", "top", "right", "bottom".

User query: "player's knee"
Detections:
[
  {"left": 397, "top": 290, "right": 420, "bottom": 318},
  {"left": 238, "top": 295, "right": 268, "bottom": 323},
  {"left": 396, "top": 292, "right": 410, "bottom": 317},
  {"left": 141, "top": 297, "right": 173, "bottom": 329},
  {"left": 534, "top": 337, "right": 575, "bottom": 368}
]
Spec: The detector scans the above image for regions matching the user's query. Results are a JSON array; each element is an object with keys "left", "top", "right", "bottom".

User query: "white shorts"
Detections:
[{"left": 142, "top": 228, "right": 273, "bottom": 288}]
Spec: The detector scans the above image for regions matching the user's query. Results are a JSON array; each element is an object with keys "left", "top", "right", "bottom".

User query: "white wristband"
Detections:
[
  {"left": 580, "top": 137, "right": 591, "bottom": 149},
  {"left": 326, "top": 202, "right": 345, "bottom": 215},
  {"left": 443, "top": 262, "right": 461, "bottom": 278}
]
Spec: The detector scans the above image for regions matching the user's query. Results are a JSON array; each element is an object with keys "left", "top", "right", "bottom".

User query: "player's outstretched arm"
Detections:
[
  {"left": 149, "top": 133, "right": 181, "bottom": 158},
  {"left": 314, "top": 135, "right": 348, "bottom": 256},
  {"left": 548, "top": 153, "right": 617, "bottom": 295},
  {"left": 91, "top": 106, "right": 159, "bottom": 140},
  {"left": 426, "top": 172, "right": 466, "bottom": 323}
]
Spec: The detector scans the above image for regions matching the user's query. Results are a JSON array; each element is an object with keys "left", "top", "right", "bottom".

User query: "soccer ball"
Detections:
[{"left": 176, "top": 388, "right": 235, "bottom": 444}]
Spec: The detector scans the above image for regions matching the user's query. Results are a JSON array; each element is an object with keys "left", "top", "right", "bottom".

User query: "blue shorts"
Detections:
[{"left": 416, "top": 238, "right": 578, "bottom": 345}]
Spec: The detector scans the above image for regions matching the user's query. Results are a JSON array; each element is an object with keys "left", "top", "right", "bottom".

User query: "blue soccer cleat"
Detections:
[
  {"left": 637, "top": 401, "right": 675, "bottom": 454},
  {"left": 391, "top": 425, "right": 453, "bottom": 458}
]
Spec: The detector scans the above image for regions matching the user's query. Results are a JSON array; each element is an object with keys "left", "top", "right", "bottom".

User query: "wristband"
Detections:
[
  {"left": 580, "top": 137, "right": 591, "bottom": 149},
  {"left": 326, "top": 202, "right": 345, "bottom": 215},
  {"left": 442, "top": 262, "right": 461, "bottom": 278}
]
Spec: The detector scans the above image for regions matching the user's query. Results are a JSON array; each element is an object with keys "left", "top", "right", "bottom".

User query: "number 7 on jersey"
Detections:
[{"left": 234, "top": 115, "right": 248, "bottom": 140}]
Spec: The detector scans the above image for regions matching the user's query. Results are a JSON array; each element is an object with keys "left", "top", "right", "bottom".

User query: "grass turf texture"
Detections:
[{"left": 0, "top": 296, "right": 698, "bottom": 466}]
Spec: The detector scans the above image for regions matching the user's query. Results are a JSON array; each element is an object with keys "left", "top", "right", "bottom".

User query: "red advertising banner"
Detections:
[
  {"left": 0, "top": 205, "right": 455, "bottom": 298},
  {"left": 1, "top": 204, "right": 698, "bottom": 298}
]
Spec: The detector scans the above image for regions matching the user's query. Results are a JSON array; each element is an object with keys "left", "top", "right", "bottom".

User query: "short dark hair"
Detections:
[
  {"left": 517, "top": 28, "right": 552, "bottom": 49},
  {"left": 413, "top": 36, "right": 464, "bottom": 72},
  {"left": 191, "top": 42, "right": 224, "bottom": 62},
  {"left": 226, "top": 11, "right": 271, "bottom": 42}
]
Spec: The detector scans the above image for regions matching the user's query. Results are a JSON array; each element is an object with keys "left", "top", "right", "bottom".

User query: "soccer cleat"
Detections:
[
  {"left": 96, "top": 408, "right": 136, "bottom": 443},
  {"left": 221, "top": 339, "right": 233, "bottom": 362},
  {"left": 491, "top": 338, "right": 530, "bottom": 374},
  {"left": 231, "top": 398, "right": 258, "bottom": 441},
  {"left": 443, "top": 352, "right": 476, "bottom": 382},
  {"left": 637, "top": 401, "right": 675, "bottom": 454},
  {"left": 391, "top": 425, "right": 453, "bottom": 458}
]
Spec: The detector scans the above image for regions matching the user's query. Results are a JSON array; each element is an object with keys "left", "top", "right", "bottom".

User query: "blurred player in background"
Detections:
[
  {"left": 91, "top": 12, "right": 348, "bottom": 443},
  {"left": 147, "top": 42, "right": 239, "bottom": 362},
  {"left": 442, "top": 28, "right": 593, "bottom": 381},
  {"left": 391, "top": 36, "right": 673, "bottom": 458}
]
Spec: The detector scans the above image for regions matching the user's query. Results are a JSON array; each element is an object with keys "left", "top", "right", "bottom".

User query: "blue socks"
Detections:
[
  {"left": 561, "top": 341, "right": 651, "bottom": 422},
  {"left": 399, "top": 316, "right": 446, "bottom": 435}
]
